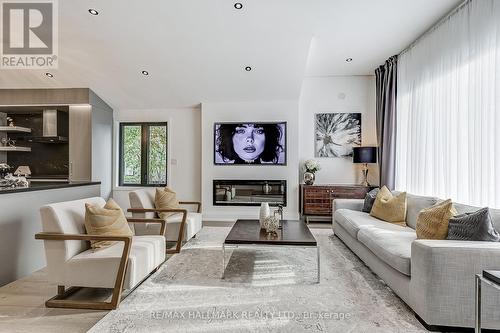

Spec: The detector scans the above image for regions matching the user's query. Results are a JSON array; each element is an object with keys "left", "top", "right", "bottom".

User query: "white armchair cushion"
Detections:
[
  {"left": 52, "top": 235, "right": 165, "bottom": 290},
  {"left": 134, "top": 212, "right": 202, "bottom": 242}
]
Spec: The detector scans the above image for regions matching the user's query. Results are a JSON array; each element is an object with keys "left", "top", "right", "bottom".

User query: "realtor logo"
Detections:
[{"left": 0, "top": 0, "right": 58, "bottom": 69}]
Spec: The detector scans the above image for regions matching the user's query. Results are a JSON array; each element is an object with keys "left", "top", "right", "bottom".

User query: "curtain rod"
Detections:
[{"left": 400, "top": 0, "right": 471, "bottom": 56}]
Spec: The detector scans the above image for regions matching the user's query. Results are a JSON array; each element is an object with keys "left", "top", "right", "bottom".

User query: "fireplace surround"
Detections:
[{"left": 213, "top": 179, "right": 286, "bottom": 207}]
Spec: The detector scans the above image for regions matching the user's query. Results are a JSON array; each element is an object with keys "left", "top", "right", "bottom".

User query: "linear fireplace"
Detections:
[{"left": 213, "top": 179, "right": 286, "bottom": 207}]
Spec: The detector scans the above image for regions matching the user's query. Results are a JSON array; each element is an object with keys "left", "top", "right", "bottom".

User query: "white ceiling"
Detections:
[{"left": 0, "top": 0, "right": 460, "bottom": 109}]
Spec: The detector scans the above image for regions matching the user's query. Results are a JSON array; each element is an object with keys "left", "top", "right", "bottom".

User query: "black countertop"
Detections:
[{"left": 0, "top": 181, "right": 101, "bottom": 194}]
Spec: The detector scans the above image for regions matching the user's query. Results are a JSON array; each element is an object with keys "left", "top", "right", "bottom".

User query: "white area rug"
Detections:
[{"left": 89, "top": 227, "right": 426, "bottom": 333}]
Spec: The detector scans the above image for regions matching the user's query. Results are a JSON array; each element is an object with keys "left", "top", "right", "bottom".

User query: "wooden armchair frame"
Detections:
[
  {"left": 128, "top": 200, "right": 201, "bottom": 254},
  {"left": 34, "top": 218, "right": 166, "bottom": 310}
]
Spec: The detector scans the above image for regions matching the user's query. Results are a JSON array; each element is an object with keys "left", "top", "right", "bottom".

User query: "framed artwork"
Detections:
[
  {"left": 214, "top": 122, "right": 286, "bottom": 165},
  {"left": 315, "top": 113, "right": 361, "bottom": 157}
]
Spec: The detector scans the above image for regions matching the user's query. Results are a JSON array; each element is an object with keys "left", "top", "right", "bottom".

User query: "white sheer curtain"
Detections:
[{"left": 396, "top": 0, "right": 500, "bottom": 208}]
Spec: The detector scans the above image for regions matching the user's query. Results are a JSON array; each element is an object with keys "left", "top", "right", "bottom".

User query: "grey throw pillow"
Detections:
[
  {"left": 447, "top": 207, "right": 500, "bottom": 242},
  {"left": 362, "top": 188, "right": 380, "bottom": 213}
]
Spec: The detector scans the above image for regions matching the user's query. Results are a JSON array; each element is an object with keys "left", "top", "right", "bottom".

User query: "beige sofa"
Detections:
[{"left": 333, "top": 194, "right": 500, "bottom": 330}]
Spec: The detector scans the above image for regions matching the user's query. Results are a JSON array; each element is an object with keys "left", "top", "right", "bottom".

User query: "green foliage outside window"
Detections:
[
  {"left": 123, "top": 126, "right": 142, "bottom": 184},
  {"left": 148, "top": 125, "right": 167, "bottom": 184},
  {"left": 120, "top": 123, "right": 167, "bottom": 186}
]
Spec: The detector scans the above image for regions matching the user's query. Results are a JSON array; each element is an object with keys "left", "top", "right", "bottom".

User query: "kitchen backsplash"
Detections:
[{"left": 6, "top": 113, "right": 69, "bottom": 177}]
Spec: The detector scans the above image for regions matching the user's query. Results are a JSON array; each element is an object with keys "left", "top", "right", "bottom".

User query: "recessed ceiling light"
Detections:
[
  {"left": 141, "top": 70, "right": 149, "bottom": 76},
  {"left": 234, "top": 3, "right": 243, "bottom": 9},
  {"left": 45, "top": 72, "right": 53, "bottom": 78},
  {"left": 346, "top": 58, "right": 353, "bottom": 62},
  {"left": 88, "top": 9, "right": 98, "bottom": 15},
  {"left": 244, "top": 66, "right": 252, "bottom": 71}
]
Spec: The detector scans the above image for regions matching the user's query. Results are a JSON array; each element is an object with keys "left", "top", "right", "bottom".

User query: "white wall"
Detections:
[
  {"left": 112, "top": 107, "right": 201, "bottom": 210},
  {"left": 201, "top": 100, "right": 300, "bottom": 221},
  {"left": 298, "top": 76, "right": 379, "bottom": 185},
  {"left": 110, "top": 77, "right": 378, "bottom": 219}
]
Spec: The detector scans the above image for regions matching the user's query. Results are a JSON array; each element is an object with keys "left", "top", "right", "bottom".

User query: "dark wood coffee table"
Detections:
[{"left": 222, "top": 219, "right": 320, "bottom": 282}]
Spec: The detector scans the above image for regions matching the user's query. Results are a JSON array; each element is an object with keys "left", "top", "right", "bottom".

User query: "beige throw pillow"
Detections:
[
  {"left": 370, "top": 186, "right": 407, "bottom": 224},
  {"left": 416, "top": 199, "right": 457, "bottom": 239},
  {"left": 155, "top": 187, "right": 180, "bottom": 219},
  {"left": 84, "top": 198, "right": 133, "bottom": 249}
]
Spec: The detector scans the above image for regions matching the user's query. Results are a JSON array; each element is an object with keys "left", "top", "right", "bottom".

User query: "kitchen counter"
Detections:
[
  {"left": 0, "top": 181, "right": 100, "bottom": 194},
  {"left": 0, "top": 180, "right": 101, "bottom": 287}
]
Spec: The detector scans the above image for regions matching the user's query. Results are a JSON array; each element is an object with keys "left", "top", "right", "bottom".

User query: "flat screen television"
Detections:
[{"left": 214, "top": 122, "right": 286, "bottom": 165}]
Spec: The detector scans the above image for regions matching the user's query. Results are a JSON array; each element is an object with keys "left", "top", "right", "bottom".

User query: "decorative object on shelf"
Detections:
[
  {"left": 263, "top": 215, "right": 279, "bottom": 235},
  {"left": 1, "top": 137, "right": 16, "bottom": 147},
  {"left": 315, "top": 113, "right": 361, "bottom": 157},
  {"left": 6, "top": 117, "right": 14, "bottom": 127},
  {"left": 259, "top": 202, "right": 270, "bottom": 229},
  {"left": 262, "top": 181, "right": 272, "bottom": 194},
  {"left": 303, "top": 159, "right": 321, "bottom": 185},
  {"left": 14, "top": 165, "right": 31, "bottom": 177},
  {"left": 352, "top": 146, "right": 377, "bottom": 186},
  {"left": 0, "top": 163, "right": 11, "bottom": 179}
]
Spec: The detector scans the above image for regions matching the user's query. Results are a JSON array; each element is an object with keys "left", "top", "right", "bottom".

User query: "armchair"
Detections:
[
  {"left": 35, "top": 197, "right": 166, "bottom": 310},
  {"left": 129, "top": 189, "right": 202, "bottom": 253}
]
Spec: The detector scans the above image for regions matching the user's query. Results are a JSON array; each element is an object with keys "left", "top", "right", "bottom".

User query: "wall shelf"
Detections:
[
  {"left": 0, "top": 126, "right": 31, "bottom": 133},
  {"left": 0, "top": 146, "right": 31, "bottom": 152}
]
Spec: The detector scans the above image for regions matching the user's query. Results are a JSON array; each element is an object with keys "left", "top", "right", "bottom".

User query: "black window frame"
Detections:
[{"left": 119, "top": 122, "right": 168, "bottom": 187}]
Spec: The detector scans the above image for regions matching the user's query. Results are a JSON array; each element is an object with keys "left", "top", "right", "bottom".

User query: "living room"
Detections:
[{"left": 0, "top": 0, "right": 499, "bottom": 332}]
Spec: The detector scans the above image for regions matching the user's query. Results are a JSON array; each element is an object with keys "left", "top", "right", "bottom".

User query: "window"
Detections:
[{"left": 119, "top": 122, "right": 167, "bottom": 186}]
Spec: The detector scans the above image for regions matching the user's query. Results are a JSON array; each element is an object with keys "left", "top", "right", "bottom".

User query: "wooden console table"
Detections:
[{"left": 299, "top": 184, "right": 375, "bottom": 223}]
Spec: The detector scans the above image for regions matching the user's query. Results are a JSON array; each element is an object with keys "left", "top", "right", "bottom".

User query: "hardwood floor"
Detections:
[{"left": 0, "top": 269, "right": 108, "bottom": 333}]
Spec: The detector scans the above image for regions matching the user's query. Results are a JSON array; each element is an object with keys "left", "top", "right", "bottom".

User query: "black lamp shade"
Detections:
[{"left": 353, "top": 146, "right": 377, "bottom": 164}]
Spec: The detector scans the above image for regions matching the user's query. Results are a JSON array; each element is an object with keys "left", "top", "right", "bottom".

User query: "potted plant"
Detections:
[{"left": 303, "top": 159, "right": 321, "bottom": 185}]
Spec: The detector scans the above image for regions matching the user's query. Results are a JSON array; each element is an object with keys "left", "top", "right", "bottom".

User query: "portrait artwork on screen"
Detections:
[
  {"left": 214, "top": 122, "right": 286, "bottom": 165},
  {"left": 315, "top": 113, "right": 361, "bottom": 157}
]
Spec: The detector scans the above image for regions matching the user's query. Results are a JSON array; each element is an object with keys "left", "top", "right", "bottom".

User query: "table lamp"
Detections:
[{"left": 352, "top": 146, "right": 377, "bottom": 186}]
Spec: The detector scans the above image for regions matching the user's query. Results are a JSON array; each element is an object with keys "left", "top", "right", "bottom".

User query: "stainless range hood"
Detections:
[{"left": 28, "top": 109, "right": 68, "bottom": 143}]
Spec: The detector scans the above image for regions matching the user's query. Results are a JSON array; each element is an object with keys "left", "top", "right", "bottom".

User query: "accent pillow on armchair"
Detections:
[
  {"left": 84, "top": 198, "right": 133, "bottom": 249},
  {"left": 155, "top": 187, "right": 181, "bottom": 219}
]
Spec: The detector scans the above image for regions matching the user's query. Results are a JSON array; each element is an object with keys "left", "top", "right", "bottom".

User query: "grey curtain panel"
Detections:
[{"left": 375, "top": 55, "right": 398, "bottom": 190}]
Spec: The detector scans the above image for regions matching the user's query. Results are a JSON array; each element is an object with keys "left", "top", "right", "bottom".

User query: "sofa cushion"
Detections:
[
  {"left": 370, "top": 186, "right": 407, "bottom": 223},
  {"left": 63, "top": 235, "right": 165, "bottom": 289},
  {"left": 454, "top": 203, "right": 500, "bottom": 232},
  {"left": 416, "top": 199, "right": 457, "bottom": 240},
  {"left": 357, "top": 227, "right": 416, "bottom": 276},
  {"left": 447, "top": 207, "right": 500, "bottom": 242},
  {"left": 334, "top": 209, "right": 410, "bottom": 239},
  {"left": 406, "top": 194, "right": 439, "bottom": 229},
  {"left": 362, "top": 188, "right": 380, "bottom": 213}
]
